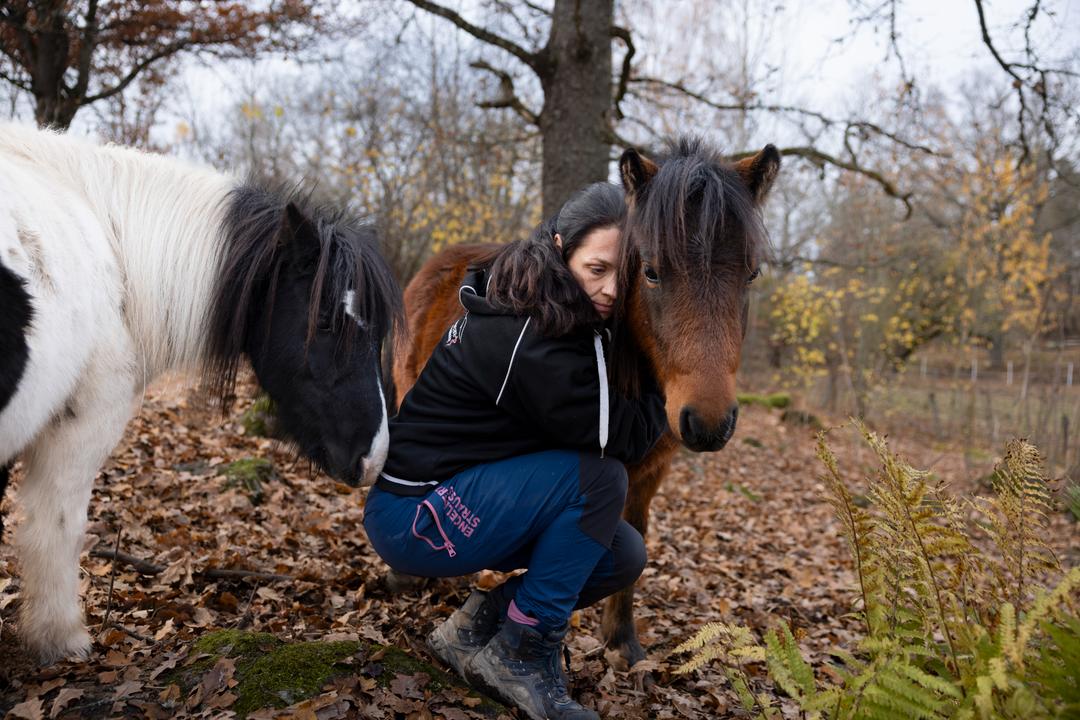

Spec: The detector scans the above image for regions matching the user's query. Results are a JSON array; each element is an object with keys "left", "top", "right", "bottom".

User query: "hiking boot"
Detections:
[
  {"left": 428, "top": 590, "right": 504, "bottom": 678},
  {"left": 467, "top": 619, "right": 598, "bottom": 720}
]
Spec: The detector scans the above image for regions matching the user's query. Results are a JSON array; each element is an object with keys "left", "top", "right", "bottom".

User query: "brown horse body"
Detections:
[{"left": 390, "top": 138, "right": 779, "bottom": 668}]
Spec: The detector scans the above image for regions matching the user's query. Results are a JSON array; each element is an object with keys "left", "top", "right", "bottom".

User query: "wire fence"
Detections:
[{"left": 764, "top": 353, "right": 1080, "bottom": 474}]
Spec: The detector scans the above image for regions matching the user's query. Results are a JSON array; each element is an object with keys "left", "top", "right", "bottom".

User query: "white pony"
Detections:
[{"left": 0, "top": 124, "right": 399, "bottom": 663}]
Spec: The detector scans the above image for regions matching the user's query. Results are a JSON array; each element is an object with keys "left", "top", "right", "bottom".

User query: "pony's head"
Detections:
[
  {"left": 616, "top": 137, "right": 779, "bottom": 452},
  {"left": 206, "top": 187, "right": 401, "bottom": 486}
]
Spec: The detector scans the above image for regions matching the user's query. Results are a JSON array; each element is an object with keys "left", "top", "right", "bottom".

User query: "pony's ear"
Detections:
[
  {"left": 733, "top": 144, "right": 781, "bottom": 204},
  {"left": 282, "top": 202, "right": 310, "bottom": 240},
  {"left": 279, "top": 202, "right": 321, "bottom": 268},
  {"left": 619, "top": 148, "right": 659, "bottom": 195}
]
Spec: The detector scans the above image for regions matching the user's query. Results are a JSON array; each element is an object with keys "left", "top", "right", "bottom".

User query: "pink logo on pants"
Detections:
[{"left": 434, "top": 485, "right": 481, "bottom": 538}]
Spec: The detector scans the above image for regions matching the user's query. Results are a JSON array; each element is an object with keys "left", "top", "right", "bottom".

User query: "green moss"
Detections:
[
  {"left": 232, "top": 640, "right": 362, "bottom": 716},
  {"left": 220, "top": 457, "right": 277, "bottom": 504},
  {"left": 737, "top": 392, "right": 792, "bottom": 409},
  {"left": 240, "top": 394, "right": 278, "bottom": 438},
  {"left": 194, "top": 628, "right": 281, "bottom": 657},
  {"left": 741, "top": 437, "right": 764, "bottom": 448},
  {"left": 181, "top": 630, "right": 505, "bottom": 718}
]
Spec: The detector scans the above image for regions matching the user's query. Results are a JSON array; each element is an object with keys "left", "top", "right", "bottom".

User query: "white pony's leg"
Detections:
[{"left": 15, "top": 350, "right": 135, "bottom": 663}]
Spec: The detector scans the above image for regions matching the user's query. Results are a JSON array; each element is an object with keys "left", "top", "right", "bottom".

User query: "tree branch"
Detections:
[
  {"left": 404, "top": 0, "right": 539, "bottom": 72},
  {"left": 973, "top": 0, "right": 1034, "bottom": 161},
  {"left": 611, "top": 25, "right": 634, "bottom": 121},
  {"left": 757, "top": 145, "right": 915, "bottom": 218},
  {"left": 0, "top": 65, "right": 31, "bottom": 91},
  {"left": 630, "top": 75, "right": 938, "bottom": 155},
  {"left": 82, "top": 39, "right": 190, "bottom": 104},
  {"left": 974, "top": 0, "right": 1025, "bottom": 85},
  {"left": 469, "top": 59, "right": 539, "bottom": 125}
]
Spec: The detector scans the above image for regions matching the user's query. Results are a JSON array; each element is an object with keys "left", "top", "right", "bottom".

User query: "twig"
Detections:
[
  {"left": 90, "top": 547, "right": 293, "bottom": 581},
  {"left": 201, "top": 568, "right": 294, "bottom": 582},
  {"left": 90, "top": 547, "right": 165, "bottom": 575},
  {"left": 99, "top": 529, "right": 123, "bottom": 632},
  {"left": 234, "top": 585, "right": 259, "bottom": 629}
]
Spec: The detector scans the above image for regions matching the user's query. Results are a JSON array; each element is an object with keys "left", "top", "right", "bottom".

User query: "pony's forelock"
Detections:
[
  {"left": 204, "top": 183, "right": 402, "bottom": 409},
  {"left": 623, "top": 136, "right": 768, "bottom": 281}
]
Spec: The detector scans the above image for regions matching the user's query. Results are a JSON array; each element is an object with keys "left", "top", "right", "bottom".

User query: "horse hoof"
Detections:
[
  {"left": 385, "top": 569, "right": 428, "bottom": 594},
  {"left": 25, "top": 626, "right": 93, "bottom": 665},
  {"left": 603, "top": 636, "right": 647, "bottom": 672}
]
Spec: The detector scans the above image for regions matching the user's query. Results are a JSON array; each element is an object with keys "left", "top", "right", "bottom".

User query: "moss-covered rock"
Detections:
[
  {"left": 737, "top": 392, "right": 792, "bottom": 409},
  {"left": 177, "top": 630, "right": 505, "bottom": 718},
  {"left": 220, "top": 457, "right": 277, "bottom": 504}
]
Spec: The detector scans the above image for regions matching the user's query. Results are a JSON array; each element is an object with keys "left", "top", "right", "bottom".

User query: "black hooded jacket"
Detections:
[{"left": 377, "top": 268, "right": 669, "bottom": 496}]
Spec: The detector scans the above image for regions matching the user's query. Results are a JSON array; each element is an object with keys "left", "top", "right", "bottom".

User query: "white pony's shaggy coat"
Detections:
[{"left": 0, "top": 125, "right": 381, "bottom": 663}]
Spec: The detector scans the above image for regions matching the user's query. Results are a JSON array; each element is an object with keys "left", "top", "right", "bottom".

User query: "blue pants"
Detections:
[{"left": 363, "top": 450, "right": 646, "bottom": 632}]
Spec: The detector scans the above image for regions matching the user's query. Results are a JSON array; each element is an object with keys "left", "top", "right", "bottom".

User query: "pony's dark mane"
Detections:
[
  {"left": 625, "top": 136, "right": 768, "bottom": 278},
  {"left": 611, "top": 136, "right": 770, "bottom": 397},
  {"left": 204, "top": 183, "right": 401, "bottom": 409}
]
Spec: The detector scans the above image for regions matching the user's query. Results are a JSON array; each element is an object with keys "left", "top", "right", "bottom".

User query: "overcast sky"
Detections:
[{"left": 142, "top": 0, "right": 1080, "bottom": 155}]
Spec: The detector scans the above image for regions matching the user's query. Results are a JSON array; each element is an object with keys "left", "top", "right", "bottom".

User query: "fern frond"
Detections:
[
  {"left": 817, "top": 430, "right": 882, "bottom": 633},
  {"left": 764, "top": 623, "right": 817, "bottom": 702},
  {"left": 980, "top": 440, "right": 1061, "bottom": 612},
  {"left": 1013, "top": 566, "right": 1080, "bottom": 667}
]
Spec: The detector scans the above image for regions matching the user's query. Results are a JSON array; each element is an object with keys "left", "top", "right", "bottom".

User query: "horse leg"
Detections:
[
  {"left": 15, "top": 354, "right": 135, "bottom": 663},
  {"left": 601, "top": 438, "right": 678, "bottom": 669}
]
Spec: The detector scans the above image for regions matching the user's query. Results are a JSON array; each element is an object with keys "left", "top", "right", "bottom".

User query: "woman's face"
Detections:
[{"left": 557, "top": 225, "right": 620, "bottom": 320}]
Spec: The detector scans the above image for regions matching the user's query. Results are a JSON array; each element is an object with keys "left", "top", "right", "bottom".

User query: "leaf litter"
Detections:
[{"left": 1, "top": 377, "right": 1076, "bottom": 718}]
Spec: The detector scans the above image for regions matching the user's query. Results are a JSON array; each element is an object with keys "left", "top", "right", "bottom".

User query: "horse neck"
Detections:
[{"left": 25, "top": 129, "right": 235, "bottom": 377}]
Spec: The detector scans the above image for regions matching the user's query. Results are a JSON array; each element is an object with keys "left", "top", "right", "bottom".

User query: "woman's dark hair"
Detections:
[{"left": 481, "top": 182, "right": 627, "bottom": 336}]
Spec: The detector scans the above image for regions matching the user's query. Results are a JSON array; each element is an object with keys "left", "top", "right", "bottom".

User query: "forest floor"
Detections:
[{"left": 1, "top": 377, "right": 1077, "bottom": 719}]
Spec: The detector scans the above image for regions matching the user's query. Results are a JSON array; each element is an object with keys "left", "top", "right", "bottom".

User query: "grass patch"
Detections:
[{"left": 737, "top": 392, "right": 792, "bottom": 409}]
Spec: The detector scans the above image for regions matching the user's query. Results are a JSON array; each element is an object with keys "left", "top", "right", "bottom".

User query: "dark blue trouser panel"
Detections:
[{"left": 363, "top": 450, "right": 646, "bottom": 632}]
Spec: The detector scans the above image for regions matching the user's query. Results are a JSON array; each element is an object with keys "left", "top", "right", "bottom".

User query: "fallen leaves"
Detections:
[{"left": 1, "top": 378, "right": 1077, "bottom": 719}]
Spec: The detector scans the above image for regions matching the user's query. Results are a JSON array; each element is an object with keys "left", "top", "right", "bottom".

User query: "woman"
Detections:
[{"left": 364, "top": 182, "right": 667, "bottom": 720}]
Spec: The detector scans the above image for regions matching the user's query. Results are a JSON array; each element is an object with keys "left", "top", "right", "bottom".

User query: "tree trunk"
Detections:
[
  {"left": 28, "top": 4, "right": 79, "bottom": 130},
  {"left": 537, "top": 0, "right": 613, "bottom": 218}
]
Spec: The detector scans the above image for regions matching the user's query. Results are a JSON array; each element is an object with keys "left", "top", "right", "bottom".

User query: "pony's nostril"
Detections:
[{"left": 679, "top": 407, "right": 703, "bottom": 444}]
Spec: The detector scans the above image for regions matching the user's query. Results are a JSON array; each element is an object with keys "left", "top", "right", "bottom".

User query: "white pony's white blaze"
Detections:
[{"left": 0, "top": 126, "right": 251, "bottom": 662}]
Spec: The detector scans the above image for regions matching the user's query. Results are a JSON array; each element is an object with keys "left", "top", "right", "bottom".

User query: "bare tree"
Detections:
[{"left": 0, "top": 0, "right": 336, "bottom": 130}]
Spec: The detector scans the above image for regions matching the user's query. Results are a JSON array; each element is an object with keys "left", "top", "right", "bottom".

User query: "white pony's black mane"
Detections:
[{"left": 204, "top": 182, "right": 402, "bottom": 408}]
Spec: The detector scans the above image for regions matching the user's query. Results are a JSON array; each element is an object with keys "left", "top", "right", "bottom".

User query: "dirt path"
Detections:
[{"left": 2, "top": 381, "right": 1077, "bottom": 719}]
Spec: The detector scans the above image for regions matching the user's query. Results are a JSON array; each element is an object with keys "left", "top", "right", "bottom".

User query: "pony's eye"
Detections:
[
  {"left": 317, "top": 310, "right": 334, "bottom": 332},
  {"left": 748, "top": 268, "right": 761, "bottom": 284},
  {"left": 643, "top": 264, "right": 660, "bottom": 285}
]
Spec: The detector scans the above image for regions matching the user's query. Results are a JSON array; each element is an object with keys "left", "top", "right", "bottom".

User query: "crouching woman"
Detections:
[{"left": 364, "top": 182, "right": 667, "bottom": 720}]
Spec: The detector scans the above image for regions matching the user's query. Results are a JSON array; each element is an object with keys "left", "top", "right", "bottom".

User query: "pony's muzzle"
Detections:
[{"left": 679, "top": 403, "right": 739, "bottom": 452}]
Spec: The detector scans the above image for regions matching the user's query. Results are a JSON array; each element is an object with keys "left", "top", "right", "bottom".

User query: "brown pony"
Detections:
[{"left": 390, "top": 137, "right": 780, "bottom": 668}]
